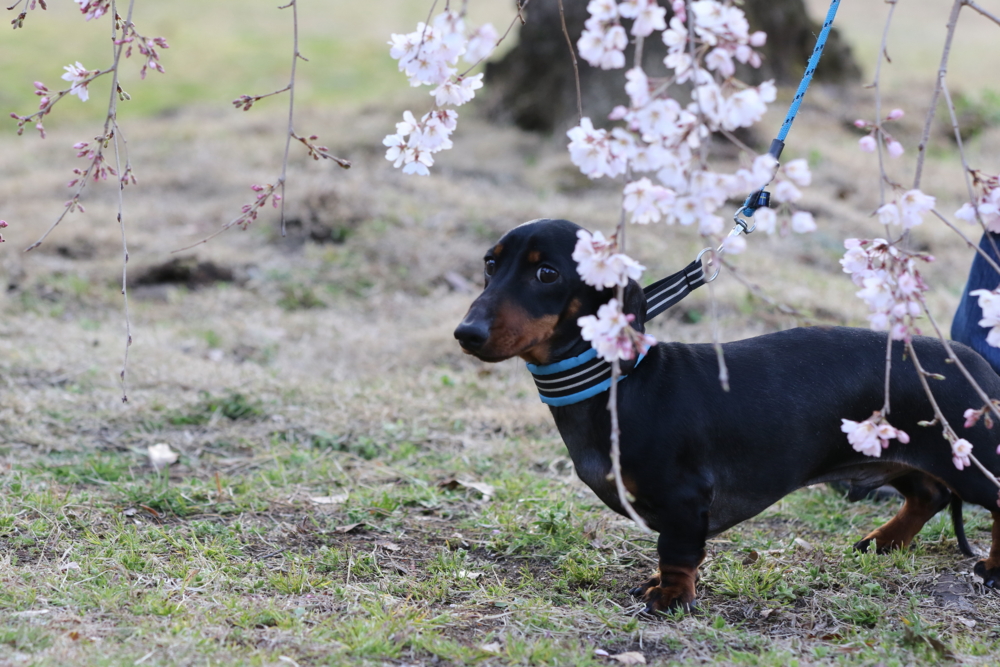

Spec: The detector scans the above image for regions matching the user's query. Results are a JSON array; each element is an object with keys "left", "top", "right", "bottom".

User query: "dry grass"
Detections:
[{"left": 2, "top": 0, "right": 1000, "bottom": 665}]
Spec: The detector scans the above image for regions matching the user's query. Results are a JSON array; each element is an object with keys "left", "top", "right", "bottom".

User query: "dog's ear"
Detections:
[{"left": 623, "top": 279, "right": 648, "bottom": 333}]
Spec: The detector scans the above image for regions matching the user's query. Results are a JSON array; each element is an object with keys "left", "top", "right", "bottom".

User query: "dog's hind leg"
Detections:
[
  {"left": 974, "top": 510, "right": 1000, "bottom": 587},
  {"left": 853, "top": 471, "right": 951, "bottom": 554}
]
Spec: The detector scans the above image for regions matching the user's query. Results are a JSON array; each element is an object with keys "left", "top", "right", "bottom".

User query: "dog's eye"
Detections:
[
  {"left": 537, "top": 266, "right": 559, "bottom": 284},
  {"left": 484, "top": 258, "right": 497, "bottom": 277}
]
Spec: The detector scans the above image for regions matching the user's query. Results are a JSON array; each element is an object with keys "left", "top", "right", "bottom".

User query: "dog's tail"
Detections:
[{"left": 951, "top": 495, "right": 976, "bottom": 558}]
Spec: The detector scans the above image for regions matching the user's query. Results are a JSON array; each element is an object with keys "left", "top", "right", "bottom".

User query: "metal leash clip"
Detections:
[{"left": 697, "top": 188, "right": 772, "bottom": 283}]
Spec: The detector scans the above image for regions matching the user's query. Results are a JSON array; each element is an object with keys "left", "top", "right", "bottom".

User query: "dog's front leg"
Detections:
[{"left": 632, "top": 506, "right": 708, "bottom": 613}]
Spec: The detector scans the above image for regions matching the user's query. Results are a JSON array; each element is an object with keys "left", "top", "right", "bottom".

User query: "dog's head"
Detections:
[{"left": 453, "top": 218, "right": 647, "bottom": 365}]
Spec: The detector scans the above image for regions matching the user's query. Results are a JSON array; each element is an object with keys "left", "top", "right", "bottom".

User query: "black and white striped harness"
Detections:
[{"left": 526, "top": 258, "right": 706, "bottom": 406}]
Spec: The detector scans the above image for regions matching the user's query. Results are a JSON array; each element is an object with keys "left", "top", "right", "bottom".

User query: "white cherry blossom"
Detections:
[
  {"left": 464, "top": 24, "right": 498, "bottom": 63},
  {"left": 791, "top": 211, "right": 816, "bottom": 233},
  {"left": 952, "top": 438, "right": 973, "bottom": 470},
  {"left": 969, "top": 288, "right": 1000, "bottom": 347},
  {"left": 61, "top": 62, "right": 93, "bottom": 102}
]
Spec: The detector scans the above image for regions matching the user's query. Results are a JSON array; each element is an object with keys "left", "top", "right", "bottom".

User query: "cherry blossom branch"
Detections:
[
  {"left": 938, "top": 80, "right": 1000, "bottom": 262},
  {"left": 905, "top": 338, "right": 1000, "bottom": 489},
  {"left": 10, "top": 69, "right": 114, "bottom": 137},
  {"left": 457, "top": 0, "right": 530, "bottom": 77},
  {"left": 557, "top": 0, "right": 582, "bottom": 122},
  {"left": 869, "top": 1, "right": 898, "bottom": 413},
  {"left": 7, "top": 0, "right": 44, "bottom": 29},
  {"left": 603, "top": 31, "right": 650, "bottom": 534},
  {"left": 720, "top": 258, "right": 836, "bottom": 325},
  {"left": 913, "top": 0, "right": 964, "bottom": 190},
  {"left": 930, "top": 208, "right": 1000, "bottom": 276},
  {"left": 109, "top": 0, "right": 136, "bottom": 402},
  {"left": 965, "top": 0, "right": 1000, "bottom": 27},
  {"left": 183, "top": 0, "right": 349, "bottom": 249},
  {"left": 231, "top": 86, "right": 291, "bottom": 111},
  {"left": 276, "top": 0, "right": 301, "bottom": 237},
  {"left": 870, "top": 0, "right": 897, "bottom": 204}
]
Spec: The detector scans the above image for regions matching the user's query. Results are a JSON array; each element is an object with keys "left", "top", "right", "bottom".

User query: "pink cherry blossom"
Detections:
[
  {"left": 969, "top": 288, "right": 1000, "bottom": 348},
  {"left": 572, "top": 229, "right": 645, "bottom": 290},
  {"left": 464, "top": 24, "right": 498, "bottom": 64},
  {"left": 623, "top": 177, "right": 676, "bottom": 224},
  {"left": 722, "top": 233, "right": 747, "bottom": 254},
  {"left": 782, "top": 159, "right": 811, "bottom": 187},
  {"left": 859, "top": 135, "right": 877, "bottom": 152},
  {"left": 578, "top": 298, "right": 657, "bottom": 363},
  {"left": 952, "top": 438, "right": 973, "bottom": 470},
  {"left": 886, "top": 140, "right": 904, "bottom": 158},
  {"left": 876, "top": 203, "right": 900, "bottom": 227},
  {"left": 791, "top": 211, "right": 816, "bottom": 233},
  {"left": 897, "top": 189, "right": 936, "bottom": 229},
  {"left": 772, "top": 180, "right": 802, "bottom": 204},
  {"left": 61, "top": 62, "right": 93, "bottom": 102},
  {"left": 75, "top": 0, "right": 110, "bottom": 21},
  {"left": 842, "top": 412, "right": 908, "bottom": 458}
]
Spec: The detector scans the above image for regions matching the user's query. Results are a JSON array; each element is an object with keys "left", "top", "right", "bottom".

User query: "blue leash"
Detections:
[{"left": 741, "top": 0, "right": 843, "bottom": 218}]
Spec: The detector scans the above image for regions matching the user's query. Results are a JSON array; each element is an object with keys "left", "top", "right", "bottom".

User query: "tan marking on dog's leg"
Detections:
[
  {"left": 640, "top": 553, "right": 704, "bottom": 613},
  {"left": 858, "top": 475, "right": 946, "bottom": 553}
]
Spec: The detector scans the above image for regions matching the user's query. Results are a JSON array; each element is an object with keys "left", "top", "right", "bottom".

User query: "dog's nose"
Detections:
[{"left": 454, "top": 320, "right": 489, "bottom": 351}]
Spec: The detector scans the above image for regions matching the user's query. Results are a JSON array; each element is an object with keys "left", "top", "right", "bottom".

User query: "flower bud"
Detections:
[
  {"left": 886, "top": 108, "right": 904, "bottom": 120},
  {"left": 886, "top": 140, "right": 904, "bottom": 158},
  {"left": 853, "top": 119, "right": 867, "bottom": 128},
  {"left": 0, "top": 220, "right": 7, "bottom": 228},
  {"left": 858, "top": 135, "right": 877, "bottom": 153}
]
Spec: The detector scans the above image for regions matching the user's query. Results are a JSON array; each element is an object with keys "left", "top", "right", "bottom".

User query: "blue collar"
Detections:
[
  {"left": 526, "top": 348, "right": 646, "bottom": 407},
  {"left": 522, "top": 256, "right": 704, "bottom": 407}
]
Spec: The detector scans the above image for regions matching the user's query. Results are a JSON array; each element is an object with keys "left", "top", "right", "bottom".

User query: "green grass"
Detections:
[{"left": 3, "top": 411, "right": 999, "bottom": 665}]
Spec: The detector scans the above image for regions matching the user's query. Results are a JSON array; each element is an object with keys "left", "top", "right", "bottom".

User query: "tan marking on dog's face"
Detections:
[
  {"left": 527, "top": 250, "right": 541, "bottom": 263},
  {"left": 479, "top": 300, "right": 559, "bottom": 364},
  {"left": 493, "top": 243, "right": 504, "bottom": 256},
  {"left": 565, "top": 298, "right": 582, "bottom": 319}
]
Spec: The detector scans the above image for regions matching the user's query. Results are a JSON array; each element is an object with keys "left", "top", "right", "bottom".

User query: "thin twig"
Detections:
[
  {"left": 720, "top": 258, "right": 834, "bottom": 325},
  {"left": 940, "top": 80, "right": 1000, "bottom": 264},
  {"left": 965, "top": 0, "right": 1000, "bottom": 26},
  {"left": 113, "top": 1, "right": 138, "bottom": 403},
  {"left": 556, "top": 0, "right": 582, "bottom": 122},
  {"left": 931, "top": 208, "right": 1000, "bottom": 277},
  {"left": 602, "top": 27, "right": 651, "bottom": 535},
  {"left": 913, "top": 0, "right": 964, "bottom": 189},
  {"left": 870, "top": 0, "right": 897, "bottom": 412},
  {"left": 277, "top": 0, "right": 300, "bottom": 237},
  {"left": 905, "top": 338, "right": 1000, "bottom": 489},
  {"left": 708, "top": 276, "right": 729, "bottom": 392},
  {"left": 871, "top": 0, "right": 897, "bottom": 205}
]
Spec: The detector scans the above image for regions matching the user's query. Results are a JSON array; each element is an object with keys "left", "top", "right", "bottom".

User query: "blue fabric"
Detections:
[
  {"left": 530, "top": 353, "right": 646, "bottom": 407},
  {"left": 526, "top": 347, "right": 598, "bottom": 375},
  {"left": 952, "top": 232, "right": 1000, "bottom": 374},
  {"left": 776, "top": 0, "right": 842, "bottom": 142}
]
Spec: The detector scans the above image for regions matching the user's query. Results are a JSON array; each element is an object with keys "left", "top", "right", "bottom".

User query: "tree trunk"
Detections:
[{"left": 484, "top": 0, "right": 860, "bottom": 135}]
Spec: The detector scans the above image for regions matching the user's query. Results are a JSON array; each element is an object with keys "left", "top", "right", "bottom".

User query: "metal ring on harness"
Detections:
[{"left": 696, "top": 247, "right": 721, "bottom": 283}]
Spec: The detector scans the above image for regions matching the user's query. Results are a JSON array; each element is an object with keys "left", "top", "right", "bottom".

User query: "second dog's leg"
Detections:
[
  {"left": 973, "top": 510, "right": 1000, "bottom": 587},
  {"left": 853, "top": 471, "right": 950, "bottom": 553}
]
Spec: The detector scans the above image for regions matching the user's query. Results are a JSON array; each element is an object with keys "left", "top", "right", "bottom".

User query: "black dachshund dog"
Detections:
[{"left": 454, "top": 218, "right": 1000, "bottom": 612}]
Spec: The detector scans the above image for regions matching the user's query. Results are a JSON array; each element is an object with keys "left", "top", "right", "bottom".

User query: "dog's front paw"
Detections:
[
  {"left": 628, "top": 574, "right": 660, "bottom": 598},
  {"left": 974, "top": 560, "right": 1000, "bottom": 588},
  {"left": 639, "top": 584, "right": 696, "bottom": 614},
  {"left": 852, "top": 535, "right": 900, "bottom": 554}
]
